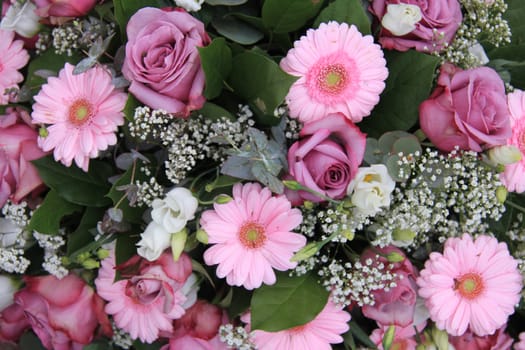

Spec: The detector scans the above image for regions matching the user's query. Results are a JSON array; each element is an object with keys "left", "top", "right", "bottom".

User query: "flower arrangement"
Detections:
[{"left": 0, "top": 0, "right": 525, "bottom": 349}]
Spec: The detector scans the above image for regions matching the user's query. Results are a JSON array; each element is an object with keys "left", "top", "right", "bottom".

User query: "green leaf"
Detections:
[
  {"left": 198, "top": 38, "right": 233, "bottom": 99},
  {"left": 32, "top": 156, "right": 112, "bottom": 207},
  {"left": 113, "top": 0, "right": 165, "bottom": 38},
  {"left": 349, "top": 320, "right": 378, "bottom": 349},
  {"left": 504, "top": 0, "right": 525, "bottom": 45},
  {"left": 196, "top": 101, "right": 235, "bottom": 120},
  {"left": 211, "top": 15, "right": 264, "bottom": 45},
  {"left": 205, "top": 0, "right": 248, "bottom": 5},
  {"left": 250, "top": 271, "right": 329, "bottom": 332},
  {"left": 228, "top": 50, "right": 297, "bottom": 120},
  {"left": 67, "top": 207, "right": 106, "bottom": 254},
  {"left": 28, "top": 190, "right": 82, "bottom": 235},
  {"left": 488, "top": 45, "right": 525, "bottom": 89},
  {"left": 313, "top": 0, "right": 371, "bottom": 35},
  {"left": 262, "top": 0, "right": 325, "bottom": 33},
  {"left": 132, "top": 341, "right": 162, "bottom": 350},
  {"left": 359, "top": 50, "right": 440, "bottom": 138},
  {"left": 115, "top": 231, "right": 139, "bottom": 267},
  {"left": 123, "top": 94, "right": 140, "bottom": 122},
  {"left": 20, "top": 331, "right": 47, "bottom": 350}
]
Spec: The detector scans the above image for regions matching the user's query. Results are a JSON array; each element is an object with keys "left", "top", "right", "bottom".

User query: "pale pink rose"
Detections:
[
  {"left": 369, "top": 0, "right": 462, "bottom": 53},
  {"left": 450, "top": 326, "right": 513, "bottom": 350},
  {"left": 0, "top": 29, "right": 29, "bottom": 105},
  {"left": 287, "top": 113, "right": 366, "bottom": 204},
  {"left": 33, "top": 0, "right": 96, "bottom": 23},
  {"left": 0, "top": 107, "right": 48, "bottom": 208},
  {"left": 0, "top": 302, "right": 30, "bottom": 342},
  {"left": 122, "top": 7, "right": 210, "bottom": 117},
  {"left": 1, "top": 274, "right": 111, "bottom": 350},
  {"left": 361, "top": 246, "right": 418, "bottom": 327},
  {"left": 420, "top": 63, "right": 511, "bottom": 152}
]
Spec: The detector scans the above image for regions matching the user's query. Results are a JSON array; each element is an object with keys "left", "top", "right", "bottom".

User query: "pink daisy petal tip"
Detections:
[
  {"left": 417, "top": 233, "right": 523, "bottom": 337},
  {"left": 31, "top": 63, "right": 127, "bottom": 171},
  {"left": 201, "top": 182, "right": 306, "bottom": 290},
  {"left": 280, "top": 21, "right": 388, "bottom": 124}
]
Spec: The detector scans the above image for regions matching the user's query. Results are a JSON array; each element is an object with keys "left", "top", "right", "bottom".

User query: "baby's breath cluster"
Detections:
[
  {"left": 372, "top": 149, "right": 505, "bottom": 248},
  {"left": 441, "top": 0, "right": 511, "bottom": 67},
  {"left": 0, "top": 202, "right": 31, "bottom": 273},
  {"left": 111, "top": 322, "right": 133, "bottom": 349},
  {"left": 129, "top": 106, "right": 254, "bottom": 184},
  {"left": 318, "top": 257, "right": 397, "bottom": 307},
  {"left": 33, "top": 231, "right": 68, "bottom": 279},
  {"left": 219, "top": 324, "right": 256, "bottom": 350},
  {"left": 2, "top": 200, "right": 31, "bottom": 227}
]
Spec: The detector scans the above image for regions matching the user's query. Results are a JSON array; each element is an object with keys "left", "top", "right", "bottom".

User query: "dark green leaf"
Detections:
[
  {"left": 251, "top": 271, "right": 329, "bottom": 332},
  {"left": 67, "top": 207, "right": 106, "bottom": 254},
  {"left": 196, "top": 102, "right": 235, "bottom": 121},
  {"left": 206, "top": 0, "right": 248, "bottom": 5},
  {"left": 132, "top": 341, "right": 162, "bottom": 350},
  {"left": 115, "top": 232, "right": 139, "bottom": 267},
  {"left": 359, "top": 50, "right": 440, "bottom": 138},
  {"left": 212, "top": 15, "right": 264, "bottom": 45},
  {"left": 28, "top": 190, "right": 82, "bottom": 235},
  {"left": 198, "top": 38, "right": 233, "bottom": 99},
  {"left": 113, "top": 0, "right": 165, "bottom": 38},
  {"left": 32, "top": 156, "right": 112, "bottom": 207},
  {"left": 228, "top": 51, "right": 297, "bottom": 119},
  {"left": 83, "top": 340, "right": 112, "bottom": 350},
  {"left": 349, "top": 320, "right": 378, "bottom": 349},
  {"left": 313, "top": 0, "right": 371, "bottom": 34},
  {"left": 262, "top": 0, "right": 325, "bottom": 33},
  {"left": 488, "top": 45, "right": 525, "bottom": 89},
  {"left": 19, "top": 332, "right": 47, "bottom": 350},
  {"left": 504, "top": 0, "right": 525, "bottom": 45},
  {"left": 123, "top": 94, "right": 140, "bottom": 122},
  {"left": 228, "top": 287, "right": 252, "bottom": 318}
]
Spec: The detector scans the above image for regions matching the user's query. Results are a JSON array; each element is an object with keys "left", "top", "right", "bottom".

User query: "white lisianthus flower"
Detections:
[
  {"left": 151, "top": 187, "right": 198, "bottom": 234},
  {"left": 0, "top": 275, "right": 19, "bottom": 311},
  {"left": 0, "top": 218, "right": 23, "bottom": 248},
  {"left": 347, "top": 164, "right": 396, "bottom": 216},
  {"left": 468, "top": 42, "right": 490, "bottom": 65},
  {"left": 487, "top": 145, "right": 522, "bottom": 165},
  {"left": 174, "top": 0, "right": 205, "bottom": 12},
  {"left": 136, "top": 222, "right": 172, "bottom": 261},
  {"left": 0, "top": 1, "right": 41, "bottom": 38},
  {"left": 381, "top": 4, "right": 422, "bottom": 36}
]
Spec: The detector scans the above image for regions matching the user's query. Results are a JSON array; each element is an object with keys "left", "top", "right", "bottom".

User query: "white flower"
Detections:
[
  {"left": 0, "top": 218, "right": 23, "bottom": 248},
  {"left": 468, "top": 42, "right": 490, "bottom": 65},
  {"left": 180, "top": 273, "right": 200, "bottom": 309},
  {"left": 487, "top": 145, "right": 522, "bottom": 165},
  {"left": 174, "top": 0, "right": 205, "bottom": 12},
  {"left": 136, "top": 222, "right": 172, "bottom": 261},
  {"left": 381, "top": 4, "right": 422, "bottom": 36},
  {"left": 0, "top": 275, "right": 19, "bottom": 311},
  {"left": 347, "top": 164, "right": 396, "bottom": 216},
  {"left": 0, "top": 1, "right": 41, "bottom": 38},
  {"left": 151, "top": 187, "right": 198, "bottom": 234}
]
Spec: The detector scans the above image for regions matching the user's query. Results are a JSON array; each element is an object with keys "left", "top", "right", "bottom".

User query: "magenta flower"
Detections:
[
  {"left": 201, "top": 183, "right": 305, "bottom": 290},
  {"left": 280, "top": 21, "right": 388, "bottom": 124},
  {"left": 417, "top": 234, "right": 522, "bottom": 336},
  {"left": 0, "top": 29, "right": 29, "bottom": 105}
]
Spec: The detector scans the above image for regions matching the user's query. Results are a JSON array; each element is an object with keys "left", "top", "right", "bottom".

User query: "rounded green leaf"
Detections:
[
  {"left": 198, "top": 38, "right": 233, "bottom": 99},
  {"left": 212, "top": 16, "right": 264, "bottom": 45},
  {"left": 313, "top": 0, "right": 371, "bottom": 35},
  {"left": 262, "top": 0, "right": 325, "bottom": 33}
]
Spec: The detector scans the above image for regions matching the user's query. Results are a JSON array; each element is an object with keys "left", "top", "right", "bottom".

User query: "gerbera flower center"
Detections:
[
  {"left": 68, "top": 98, "right": 94, "bottom": 126},
  {"left": 454, "top": 272, "right": 484, "bottom": 299},
  {"left": 317, "top": 64, "right": 348, "bottom": 94},
  {"left": 239, "top": 222, "right": 266, "bottom": 249}
]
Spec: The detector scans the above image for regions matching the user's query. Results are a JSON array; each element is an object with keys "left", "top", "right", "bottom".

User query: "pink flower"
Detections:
[
  {"left": 361, "top": 246, "right": 419, "bottom": 327},
  {"left": 501, "top": 90, "right": 525, "bottom": 193},
  {"left": 161, "top": 300, "right": 229, "bottom": 350},
  {"left": 280, "top": 21, "right": 388, "bottom": 124},
  {"left": 287, "top": 113, "right": 366, "bottom": 204},
  {"left": 95, "top": 250, "right": 194, "bottom": 343},
  {"left": 419, "top": 63, "right": 511, "bottom": 152},
  {"left": 369, "top": 0, "right": 462, "bottom": 53},
  {"left": 0, "top": 107, "right": 48, "bottom": 208},
  {"left": 417, "top": 234, "right": 522, "bottom": 336},
  {"left": 201, "top": 183, "right": 305, "bottom": 290},
  {"left": 31, "top": 63, "right": 127, "bottom": 171},
  {"left": 0, "top": 29, "right": 29, "bottom": 105},
  {"left": 1, "top": 274, "right": 111, "bottom": 350},
  {"left": 0, "top": 303, "right": 29, "bottom": 342},
  {"left": 370, "top": 323, "right": 425, "bottom": 350},
  {"left": 515, "top": 332, "right": 525, "bottom": 350},
  {"left": 122, "top": 7, "right": 210, "bottom": 117},
  {"left": 244, "top": 297, "right": 351, "bottom": 350},
  {"left": 33, "top": 0, "right": 97, "bottom": 23},
  {"left": 450, "top": 325, "right": 513, "bottom": 350}
]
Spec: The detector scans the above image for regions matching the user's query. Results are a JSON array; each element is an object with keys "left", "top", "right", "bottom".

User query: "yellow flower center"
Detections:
[
  {"left": 454, "top": 272, "right": 484, "bottom": 300},
  {"left": 68, "top": 99, "right": 93, "bottom": 126},
  {"left": 318, "top": 64, "right": 348, "bottom": 94},
  {"left": 239, "top": 222, "right": 266, "bottom": 249}
]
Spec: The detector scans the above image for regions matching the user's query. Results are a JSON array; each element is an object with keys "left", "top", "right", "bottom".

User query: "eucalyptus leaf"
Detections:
[
  {"left": 313, "top": 0, "right": 371, "bottom": 34},
  {"left": 262, "top": 0, "right": 325, "bottom": 33},
  {"left": 198, "top": 38, "right": 233, "bottom": 99},
  {"left": 32, "top": 156, "right": 112, "bottom": 207},
  {"left": 250, "top": 272, "right": 329, "bottom": 332},
  {"left": 28, "top": 190, "right": 82, "bottom": 235},
  {"left": 73, "top": 56, "right": 97, "bottom": 75},
  {"left": 364, "top": 138, "right": 384, "bottom": 165},
  {"left": 212, "top": 15, "right": 264, "bottom": 45},
  {"left": 221, "top": 155, "right": 256, "bottom": 179},
  {"left": 251, "top": 162, "right": 284, "bottom": 193}
]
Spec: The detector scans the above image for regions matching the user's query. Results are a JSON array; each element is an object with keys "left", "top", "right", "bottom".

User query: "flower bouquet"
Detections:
[{"left": 1, "top": 0, "right": 525, "bottom": 349}]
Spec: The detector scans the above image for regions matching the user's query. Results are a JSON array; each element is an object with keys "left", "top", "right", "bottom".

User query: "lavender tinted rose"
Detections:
[{"left": 122, "top": 7, "right": 210, "bottom": 117}]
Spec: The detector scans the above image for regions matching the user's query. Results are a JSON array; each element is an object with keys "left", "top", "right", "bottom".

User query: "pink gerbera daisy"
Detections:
[
  {"left": 417, "top": 234, "right": 522, "bottom": 337},
  {"left": 280, "top": 21, "right": 388, "bottom": 124},
  {"left": 31, "top": 63, "right": 127, "bottom": 171},
  {"left": 0, "top": 29, "right": 29, "bottom": 105},
  {"left": 501, "top": 89, "right": 525, "bottom": 192},
  {"left": 201, "top": 182, "right": 305, "bottom": 290},
  {"left": 243, "top": 297, "right": 350, "bottom": 350}
]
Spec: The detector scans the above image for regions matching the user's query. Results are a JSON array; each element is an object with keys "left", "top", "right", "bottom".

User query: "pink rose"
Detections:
[
  {"left": 369, "top": 0, "right": 462, "bottom": 52},
  {"left": 370, "top": 323, "right": 425, "bottom": 350},
  {"left": 1, "top": 274, "right": 111, "bottom": 350},
  {"left": 419, "top": 63, "right": 511, "bottom": 152},
  {"left": 0, "top": 108, "right": 48, "bottom": 208},
  {"left": 0, "top": 30, "right": 29, "bottom": 105},
  {"left": 122, "top": 7, "right": 210, "bottom": 117},
  {"left": 33, "top": 0, "right": 97, "bottom": 22},
  {"left": 361, "top": 246, "right": 418, "bottom": 327},
  {"left": 286, "top": 113, "right": 366, "bottom": 203},
  {"left": 0, "top": 303, "right": 30, "bottom": 342},
  {"left": 449, "top": 326, "right": 513, "bottom": 350}
]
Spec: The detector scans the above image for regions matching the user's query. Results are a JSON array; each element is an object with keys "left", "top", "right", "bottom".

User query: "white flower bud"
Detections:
[
  {"left": 381, "top": 4, "right": 422, "bottom": 36},
  {"left": 0, "top": 1, "right": 41, "bottom": 38},
  {"left": 174, "top": 0, "right": 205, "bottom": 12},
  {"left": 137, "top": 222, "right": 172, "bottom": 261},
  {"left": 487, "top": 145, "right": 522, "bottom": 165},
  {"left": 0, "top": 275, "right": 19, "bottom": 311},
  {"left": 468, "top": 42, "right": 490, "bottom": 65}
]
